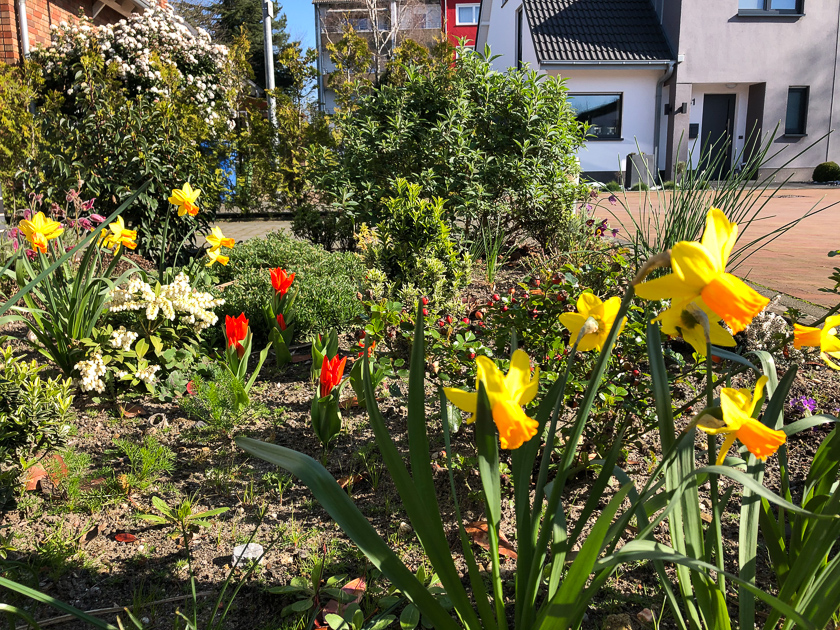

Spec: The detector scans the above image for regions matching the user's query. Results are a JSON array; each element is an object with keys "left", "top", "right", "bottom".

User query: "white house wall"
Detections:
[
  {"left": 685, "top": 83, "right": 750, "bottom": 172},
  {"left": 481, "top": 1, "right": 538, "bottom": 71},
  {"left": 546, "top": 68, "right": 662, "bottom": 177}
]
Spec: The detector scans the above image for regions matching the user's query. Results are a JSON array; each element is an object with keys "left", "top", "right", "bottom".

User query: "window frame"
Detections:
[
  {"left": 738, "top": 0, "right": 804, "bottom": 17},
  {"left": 455, "top": 3, "right": 480, "bottom": 26},
  {"left": 567, "top": 92, "right": 624, "bottom": 141},
  {"left": 784, "top": 86, "right": 809, "bottom": 136}
]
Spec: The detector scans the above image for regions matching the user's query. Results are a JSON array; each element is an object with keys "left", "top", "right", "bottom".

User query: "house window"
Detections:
[
  {"left": 738, "top": 0, "right": 802, "bottom": 14},
  {"left": 400, "top": 4, "right": 442, "bottom": 29},
  {"left": 568, "top": 93, "right": 623, "bottom": 140},
  {"left": 785, "top": 87, "right": 809, "bottom": 135},
  {"left": 456, "top": 4, "right": 480, "bottom": 25}
]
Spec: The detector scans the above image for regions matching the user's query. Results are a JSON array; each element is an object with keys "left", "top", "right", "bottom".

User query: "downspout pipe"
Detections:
[
  {"left": 17, "top": 0, "right": 30, "bottom": 58},
  {"left": 653, "top": 60, "right": 677, "bottom": 178},
  {"left": 314, "top": 4, "right": 325, "bottom": 112}
]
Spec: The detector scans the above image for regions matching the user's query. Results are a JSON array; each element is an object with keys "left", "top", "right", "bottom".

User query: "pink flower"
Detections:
[
  {"left": 608, "top": 195, "right": 617, "bottom": 205},
  {"left": 25, "top": 249, "right": 37, "bottom": 261},
  {"left": 77, "top": 218, "right": 93, "bottom": 231},
  {"left": 89, "top": 214, "right": 106, "bottom": 224},
  {"left": 23, "top": 209, "right": 32, "bottom": 220},
  {"left": 82, "top": 198, "right": 96, "bottom": 211},
  {"left": 7, "top": 227, "right": 19, "bottom": 240}
]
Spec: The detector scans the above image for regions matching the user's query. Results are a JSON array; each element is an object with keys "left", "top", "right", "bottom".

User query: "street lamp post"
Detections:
[{"left": 262, "top": 0, "right": 277, "bottom": 129}]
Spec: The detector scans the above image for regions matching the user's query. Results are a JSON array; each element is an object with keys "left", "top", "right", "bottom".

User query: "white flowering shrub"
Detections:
[
  {"left": 32, "top": 7, "right": 237, "bottom": 126},
  {"left": 77, "top": 272, "right": 224, "bottom": 397}
]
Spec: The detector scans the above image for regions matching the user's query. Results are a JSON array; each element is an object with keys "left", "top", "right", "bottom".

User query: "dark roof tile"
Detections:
[{"left": 524, "top": 0, "right": 673, "bottom": 62}]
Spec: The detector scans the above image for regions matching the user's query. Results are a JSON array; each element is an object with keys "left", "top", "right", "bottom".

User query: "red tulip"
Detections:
[
  {"left": 270, "top": 268, "right": 295, "bottom": 296},
  {"left": 225, "top": 313, "right": 249, "bottom": 358},
  {"left": 276, "top": 313, "right": 287, "bottom": 331},
  {"left": 320, "top": 355, "right": 347, "bottom": 398},
  {"left": 421, "top": 296, "right": 429, "bottom": 305}
]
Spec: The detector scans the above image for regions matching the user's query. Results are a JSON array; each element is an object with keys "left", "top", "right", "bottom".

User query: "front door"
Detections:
[{"left": 700, "top": 94, "right": 736, "bottom": 179}]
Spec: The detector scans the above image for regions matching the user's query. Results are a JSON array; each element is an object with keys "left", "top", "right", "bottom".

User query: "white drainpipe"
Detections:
[{"left": 17, "top": 0, "right": 30, "bottom": 58}]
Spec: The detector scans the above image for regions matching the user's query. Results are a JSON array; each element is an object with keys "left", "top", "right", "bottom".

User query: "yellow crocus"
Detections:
[
  {"left": 635, "top": 208, "right": 769, "bottom": 334},
  {"left": 444, "top": 350, "right": 539, "bottom": 450},
  {"left": 655, "top": 297, "right": 735, "bottom": 356},
  {"left": 558, "top": 293, "right": 625, "bottom": 352},
  {"left": 169, "top": 183, "right": 201, "bottom": 217},
  {"left": 793, "top": 316, "right": 840, "bottom": 369},
  {"left": 205, "top": 226, "right": 235, "bottom": 252},
  {"left": 697, "top": 375, "right": 786, "bottom": 465},
  {"left": 99, "top": 216, "right": 137, "bottom": 252},
  {"left": 206, "top": 248, "right": 229, "bottom": 267},
  {"left": 18, "top": 212, "right": 64, "bottom": 253}
]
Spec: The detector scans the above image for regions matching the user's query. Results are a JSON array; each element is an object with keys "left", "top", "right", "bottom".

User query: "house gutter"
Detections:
[
  {"left": 653, "top": 60, "right": 677, "bottom": 175},
  {"left": 540, "top": 60, "right": 672, "bottom": 68}
]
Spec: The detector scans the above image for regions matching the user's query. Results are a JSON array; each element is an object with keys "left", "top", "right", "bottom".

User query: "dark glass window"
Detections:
[
  {"left": 785, "top": 87, "right": 808, "bottom": 135},
  {"left": 738, "top": 0, "right": 802, "bottom": 13},
  {"left": 568, "top": 93, "right": 622, "bottom": 139}
]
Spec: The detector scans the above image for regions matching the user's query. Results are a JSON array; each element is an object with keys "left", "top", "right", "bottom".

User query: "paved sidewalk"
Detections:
[
  {"left": 214, "top": 219, "right": 291, "bottom": 241},
  {"left": 607, "top": 188, "right": 840, "bottom": 307}
]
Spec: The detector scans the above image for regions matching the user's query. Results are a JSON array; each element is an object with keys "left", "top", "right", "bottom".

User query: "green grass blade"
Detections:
[{"left": 0, "top": 576, "right": 119, "bottom": 630}]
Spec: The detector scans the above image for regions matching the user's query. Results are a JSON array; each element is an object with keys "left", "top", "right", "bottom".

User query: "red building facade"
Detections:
[{"left": 441, "top": 0, "right": 480, "bottom": 47}]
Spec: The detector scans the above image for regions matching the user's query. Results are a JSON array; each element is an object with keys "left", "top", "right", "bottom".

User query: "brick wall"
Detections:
[{"left": 1, "top": 0, "right": 165, "bottom": 63}]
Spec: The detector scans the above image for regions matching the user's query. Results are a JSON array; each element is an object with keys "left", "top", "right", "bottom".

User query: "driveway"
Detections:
[{"left": 605, "top": 188, "right": 840, "bottom": 307}]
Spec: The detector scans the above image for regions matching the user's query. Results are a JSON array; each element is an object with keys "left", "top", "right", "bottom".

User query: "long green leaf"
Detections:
[
  {"left": 0, "top": 576, "right": 119, "bottom": 630},
  {"left": 234, "top": 438, "right": 459, "bottom": 630}
]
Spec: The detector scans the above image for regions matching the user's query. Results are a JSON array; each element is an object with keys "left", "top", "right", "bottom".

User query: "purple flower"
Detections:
[
  {"left": 25, "top": 248, "right": 37, "bottom": 261},
  {"left": 790, "top": 396, "right": 817, "bottom": 414},
  {"left": 586, "top": 204, "right": 593, "bottom": 211},
  {"left": 23, "top": 209, "right": 32, "bottom": 220},
  {"left": 608, "top": 195, "right": 617, "bottom": 206},
  {"left": 586, "top": 219, "right": 595, "bottom": 227},
  {"left": 7, "top": 227, "right": 19, "bottom": 240},
  {"left": 89, "top": 214, "right": 106, "bottom": 224},
  {"left": 82, "top": 198, "right": 96, "bottom": 211},
  {"left": 589, "top": 189, "right": 598, "bottom": 199},
  {"left": 611, "top": 228, "right": 619, "bottom": 237},
  {"left": 77, "top": 218, "right": 93, "bottom": 231}
]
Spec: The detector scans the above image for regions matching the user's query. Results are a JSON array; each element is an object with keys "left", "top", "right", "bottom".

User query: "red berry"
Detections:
[
  {"left": 475, "top": 311, "right": 483, "bottom": 320},
  {"left": 446, "top": 315, "right": 453, "bottom": 324},
  {"left": 422, "top": 308, "right": 429, "bottom": 316},
  {"left": 462, "top": 317, "right": 469, "bottom": 324},
  {"left": 632, "top": 369, "right": 641, "bottom": 378},
  {"left": 502, "top": 306, "right": 508, "bottom": 312},
  {"left": 534, "top": 279, "right": 541, "bottom": 287},
  {"left": 469, "top": 352, "right": 476, "bottom": 359},
  {"left": 492, "top": 294, "right": 500, "bottom": 301},
  {"left": 438, "top": 320, "right": 445, "bottom": 327},
  {"left": 508, "top": 287, "right": 515, "bottom": 294},
  {"left": 421, "top": 296, "right": 429, "bottom": 305},
  {"left": 359, "top": 330, "right": 366, "bottom": 339}
]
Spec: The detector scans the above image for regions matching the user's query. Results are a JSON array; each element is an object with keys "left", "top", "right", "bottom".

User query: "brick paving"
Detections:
[{"left": 608, "top": 188, "right": 840, "bottom": 307}]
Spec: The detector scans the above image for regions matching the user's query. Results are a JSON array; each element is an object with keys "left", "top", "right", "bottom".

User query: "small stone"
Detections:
[
  {"left": 637, "top": 608, "right": 655, "bottom": 624},
  {"left": 194, "top": 421, "right": 208, "bottom": 429},
  {"left": 141, "top": 617, "right": 150, "bottom": 625},
  {"left": 398, "top": 522, "right": 413, "bottom": 536},
  {"left": 279, "top": 553, "right": 294, "bottom": 565},
  {"left": 232, "top": 543, "right": 264, "bottom": 567}
]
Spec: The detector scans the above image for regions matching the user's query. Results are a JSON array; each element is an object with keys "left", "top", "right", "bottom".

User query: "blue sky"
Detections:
[{"left": 282, "top": 2, "right": 316, "bottom": 50}]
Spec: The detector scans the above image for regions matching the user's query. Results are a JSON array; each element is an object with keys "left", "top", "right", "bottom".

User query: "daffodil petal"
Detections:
[
  {"left": 505, "top": 349, "right": 532, "bottom": 395},
  {"left": 576, "top": 292, "right": 602, "bottom": 317},
  {"left": 634, "top": 272, "right": 700, "bottom": 301},
  {"left": 558, "top": 312, "right": 587, "bottom": 339},
  {"left": 700, "top": 208, "right": 738, "bottom": 272},
  {"left": 444, "top": 387, "right": 477, "bottom": 415},
  {"left": 709, "top": 321, "right": 736, "bottom": 348},
  {"left": 701, "top": 273, "right": 769, "bottom": 334},
  {"left": 793, "top": 324, "right": 821, "bottom": 349},
  {"left": 716, "top": 433, "right": 739, "bottom": 465},
  {"left": 671, "top": 241, "right": 721, "bottom": 287},
  {"left": 735, "top": 416, "right": 786, "bottom": 461},
  {"left": 492, "top": 400, "right": 538, "bottom": 450}
]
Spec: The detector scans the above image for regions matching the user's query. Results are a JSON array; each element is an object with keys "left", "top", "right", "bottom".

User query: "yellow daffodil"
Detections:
[
  {"left": 99, "top": 216, "right": 137, "bottom": 252},
  {"left": 169, "top": 183, "right": 201, "bottom": 217},
  {"left": 206, "top": 248, "right": 229, "bottom": 266},
  {"left": 558, "top": 293, "right": 625, "bottom": 351},
  {"left": 18, "top": 212, "right": 64, "bottom": 253},
  {"left": 793, "top": 316, "right": 840, "bottom": 369},
  {"left": 205, "top": 226, "right": 235, "bottom": 252},
  {"left": 635, "top": 208, "right": 769, "bottom": 334},
  {"left": 655, "top": 297, "right": 735, "bottom": 356},
  {"left": 697, "top": 376, "right": 786, "bottom": 465},
  {"left": 444, "top": 350, "right": 539, "bottom": 450}
]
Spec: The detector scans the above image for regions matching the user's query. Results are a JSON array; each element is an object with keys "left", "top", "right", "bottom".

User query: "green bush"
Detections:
[
  {"left": 813, "top": 161, "right": 840, "bottom": 183},
  {"left": 357, "top": 179, "right": 471, "bottom": 310},
  {"left": 662, "top": 180, "right": 676, "bottom": 190},
  {"left": 217, "top": 232, "right": 365, "bottom": 342},
  {"left": 629, "top": 182, "right": 650, "bottom": 191},
  {"left": 0, "top": 346, "right": 74, "bottom": 506},
  {"left": 603, "top": 181, "right": 622, "bottom": 192},
  {"left": 0, "top": 61, "right": 40, "bottom": 209},
  {"left": 305, "top": 47, "right": 588, "bottom": 251}
]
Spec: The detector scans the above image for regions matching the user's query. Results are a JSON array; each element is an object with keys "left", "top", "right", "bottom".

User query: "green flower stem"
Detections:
[
  {"left": 158, "top": 211, "right": 171, "bottom": 275},
  {"left": 706, "top": 342, "right": 725, "bottom": 592}
]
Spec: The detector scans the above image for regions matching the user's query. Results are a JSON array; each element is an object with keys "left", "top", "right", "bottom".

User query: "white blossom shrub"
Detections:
[{"left": 32, "top": 7, "right": 237, "bottom": 126}]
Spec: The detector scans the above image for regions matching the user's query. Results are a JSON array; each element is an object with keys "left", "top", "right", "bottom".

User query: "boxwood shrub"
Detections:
[
  {"left": 216, "top": 231, "right": 365, "bottom": 342},
  {"left": 813, "top": 161, "right": 840, "bottom": 183}
]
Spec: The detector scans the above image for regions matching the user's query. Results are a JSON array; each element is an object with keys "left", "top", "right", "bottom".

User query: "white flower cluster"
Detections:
[
  {"left": 110, "top": 325, "right": 138, "bottom": 351},
  {"left": 109, "top": 272, "right": 224, "bottom": 333},
  {"left": 76, "top": 352, "right": 106, "bottom": 393},
  {"left": 135, "top": 364, "right": 161, "bottom": 384},
  {"left": 34, "top": 7, "right": 238, "bottom": 125},
  {"left": 742, "top": 308, "right": 805, "bottom": 365}
]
